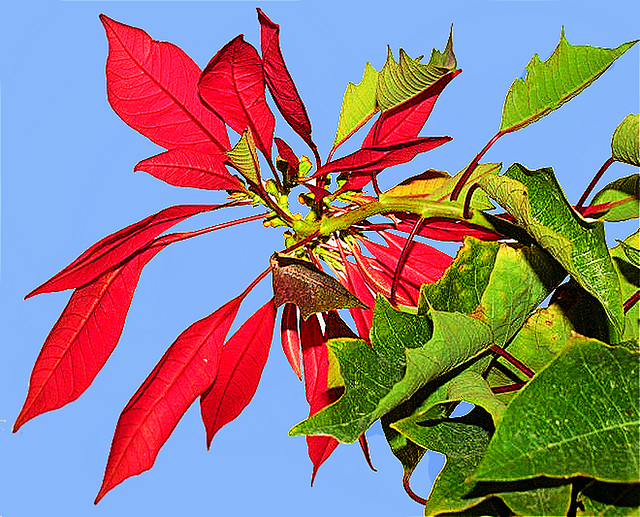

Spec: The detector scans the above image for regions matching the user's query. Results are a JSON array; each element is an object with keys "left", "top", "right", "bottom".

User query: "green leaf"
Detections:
[
  {"left": 270, "top": 253, "right": 368, "bottom": 319},
  {"left": 579, "top": 481, "right": 640, "bottom": 517},
  {"left": 226, "top": 128, "right": 261, "bottom": 185},
  {"left": 612, "top": 114, "right": 640, "bottom": 166},
  {"left": 611, "top": 232, "right": 640, "bottom": 345},
  {"left": 479, "top": 163, "right": 624, "bottom": 341},
  {"left": 384, "top": 163, "right": 500, "bottom": 212},
  {"left": 290, "top": 238, "right": 562, "bottom": 443},
  {"left": 474, "top": 336, "right": 640, "bottom": 484},
  {"left": 392, "top": 408, "right": 572, "bottom": 517},
  {"left": 617, "top": 238, "right": 640, "bottom": 269},
  {"left": 333, "top": 63, "right": 379, "bottom": 150},
  {"left": 500, "top": 31, "right": 638, "bottom": 133},
  {"left": 590, "top": 174, "right": 639, "bottom": 222},
  {"left": 289, "top": 296, "right": 494, "bottom": 443},
  {"left": 377, "top": 29, "right": 456, "bottom": 111}
]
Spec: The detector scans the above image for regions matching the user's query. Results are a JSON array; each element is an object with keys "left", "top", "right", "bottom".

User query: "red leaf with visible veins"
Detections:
[
  {"left": 27, "top": 204, "right": 221, "bottom": 298},
  {"left": 100, "top": 15, "right": 229, "bottom": 153},
  {"left": 14, "top": 246, "right": 162, "bottom": 433},
  {"left": 134, "top": 149, "right": 243, "bottom": 191},
  {"left": 200, "top": 299, "right": 276, "bottom": 447},
  {"left": 95, "top": 294, "right": 244, "bottom": 504},
  {"left": 199, "top": 36, "right": 275, "bottom": 160},
  {"left": 280, "top": 303, "right": 302, "bottom": 380},
  {"left": 364, "top": 70, "right": 461, "bottom": 146},
  {"left": 314, "top": 137, "right": 450, "bottom": 178},
  {"left": 257, "top": 9, "right": 317, "bottom": 154},
  {"left": 300, "top": 315, "right": 340, "bottom": 484},
  {"left": 375, "top": 232, "right": 453, "bottom": 283}
]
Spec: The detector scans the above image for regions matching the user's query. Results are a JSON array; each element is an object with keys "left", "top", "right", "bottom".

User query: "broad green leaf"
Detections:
[
  {"left": 392, "top": 408, "right": 572, "bottom": 517},
  {"left": 485, "top": 303, "right": 574, "bottom": 403},
  {"left": 617, "top": 238, "right": 640, "bottom": 268},
  {"left": 226, "top": 128, "right": 261, "bottom": 186},
  {"left": 270, "top": 253, "right": 367, "bottom": 319},
  {"left": 590, "top": 174, "right": 639, "bottom": 222},
  {"left": 611, "top": 232, "right": 640, "bottom": 345},
  {"left": 377, "top": 29, "right": 456, "bottom": 111},
  {"left": 289, "top": 296, "right": 494, "bottom": 443},
  {"left": 578, "top": 481, "right": 640, "bottom": 517},
  {"left": 500, "top": 31, "right": 637, "bottom": 133},
  {"left": 422, "top": 237, "right": 565, "bottom": 348},
  {"left": 474, "top": 336, "right": 640, "bottom": 484},
  {"left": 612, "top": 114, "right": 640, "bottom": 166},
  {"left": 333, "top": 63, "right": 379, "bottom": 150},
  {"left": 479, "top": 163, "right": 624, "bottom": 341},
  {"left": 290, "top": 238, "right": 562, "bottom": 443}
]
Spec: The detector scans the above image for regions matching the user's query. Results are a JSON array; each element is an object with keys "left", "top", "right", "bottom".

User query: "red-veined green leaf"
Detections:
[
  {"left": 14, "top": 246, "right": 162, "bottom": 432},
  {"left": 280, "top": 303, "right": 302, "bottom": 380},
  {"left": 27, "top": 204, "right": 225, "bottom": 298},
  {"left": 199, "top": 35, "right": 275, "bottom": 160},
  {"left": 95, "top": 294, "right": 244, "bottom": 503},
  {"left": 134, "top": 149, "right": 243, "bottom": 191},
  {"left": 257, "top": 9, "right": 317, "bottom": 157},
  {"left": 100, "top": 15, "right": 229, "bottom": 153},
  {"left": 200, "top": 299, "right": 276, "bottom": 448}
]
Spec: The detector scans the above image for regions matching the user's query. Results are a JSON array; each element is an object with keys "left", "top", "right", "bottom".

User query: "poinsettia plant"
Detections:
[{"left": 15, "top": 8, "right": 639, "bottom": 515}]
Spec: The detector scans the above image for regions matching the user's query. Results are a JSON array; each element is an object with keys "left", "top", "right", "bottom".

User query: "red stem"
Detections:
[
  {"left": 280, "top": 231, "right": 321, "bottom": 255},
  {"left": 624, "top": 289, "right": 640, "bottom": 313},
  {"left": 403, "top": 473, "right": 428, "bottom": 506},
  {"left": 490, "top": 345, "right": 534, "bottom": 379},
  {"left": 491, "top": 382, "right": 526, "bottom": 394},
  {"left": 390, "top": 218, "right": 425, "bottom": 307},
  {"left": 450, "top": 131, "right": 504, "bottom": 202},
  {"left": 463, "top": 183, "right": 481, "bottom": 219},
  {"left": 358, "top": 433, "right": 377, "bottom": 472},
  {"left": 575, "top": 156, "right": 615, "bottom": 212}
]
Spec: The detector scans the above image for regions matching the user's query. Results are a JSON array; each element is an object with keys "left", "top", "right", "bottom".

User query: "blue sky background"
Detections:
[{"left": 1, "top": 1, "right": 638, "bottom": 516}]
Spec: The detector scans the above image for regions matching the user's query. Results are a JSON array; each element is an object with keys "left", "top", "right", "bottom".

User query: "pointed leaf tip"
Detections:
[{"left": 271, "top": 253, "right": 368, "bottom": 320}]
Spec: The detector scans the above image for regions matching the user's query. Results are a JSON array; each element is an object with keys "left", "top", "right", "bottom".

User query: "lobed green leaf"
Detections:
[
  {"left": 479, "top": 163, "right": 624, "bottom": 341},
  {"left": 500, "top": 31, "right": 637, "bottom": 134}
]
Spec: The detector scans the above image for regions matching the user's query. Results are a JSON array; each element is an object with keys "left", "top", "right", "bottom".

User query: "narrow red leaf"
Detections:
[
  {"left": 314, "top": 137, "right": 451, "bottom": 178},
  {"left": 358, "top": 433, "right": 376, "bottom": 472},
  {"left": 351, "top": 249, "right": 418, "bottom": 307},
  {"left": 200, "top": 299, "right": 276, "bottom": 448},
  {"left": 100, "top": 15, "right": 229, "bottom": 153},
  {"left": 300, "top": 315, "right": 341, "bottom": 484},
  {"left": 336, "top": 260, "right": 375, "bottom": 342},
  {"left": 280, "top": 303, "right": 302, "bottom": 380},
  {"left": 376, "top": 232, "right": 453, "bottom": 283},
  {"left": 95, "top": 294, "right": 244, "bottom": 503},
  {"left": 14, "top": 246, "right": 162, "bottom": 433},
  {"left": 27, "top": 204, "right": 222, "bottom": 298},
  {"left": 274, "top": 137, "right": 299, "bottom": 175},
  {"left": 257, "top": 9, "right": 317, "bottom": 155},
  {"left": 363, "top": 70, "right": 461, "bottom": 146},
  {"left": 199, "top": 36, "right": 275, "bottom": 160},
  {"left": 134, "top": 149, "right": 243, "bottom": 191}
]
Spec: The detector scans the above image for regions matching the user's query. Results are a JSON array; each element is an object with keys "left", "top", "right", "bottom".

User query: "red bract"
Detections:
[
  {"left": 364, "top": 70, "right": 461, "bottom": 146},
  {"left": 14, "top": 247, "right": 163, "bottom": 432},
  {"left": 280, "top": 303, "right": 303, "bottom": 380},
  {"left": 393, "top": 214, "right": 503, "bottom": 242},
  {"left": 258, "top": 9, "right": 319, "bottom": 161},
  {"left": 134, "top": 149, "right": 242, "bottom": 191},
  {"left": 199, "top": 35, "right": 275, "bottom": 160},
  {"left": 95, "top": 293, "right": 245, "bottom": 503},
  {"left": 336, "top": 260, "right": 376, "bottom": 342},
  {"left": 100, "top": 15, "right": 229, "bottom": 153},
  {"left": 314, "top": 137, "right": 451, "bottom": 178},
  {"left": 200, "top": 299, "right": 277, "bottom": 448},
  {"left": 300, "top": 314, "right": 341, "bottom": 483}
]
